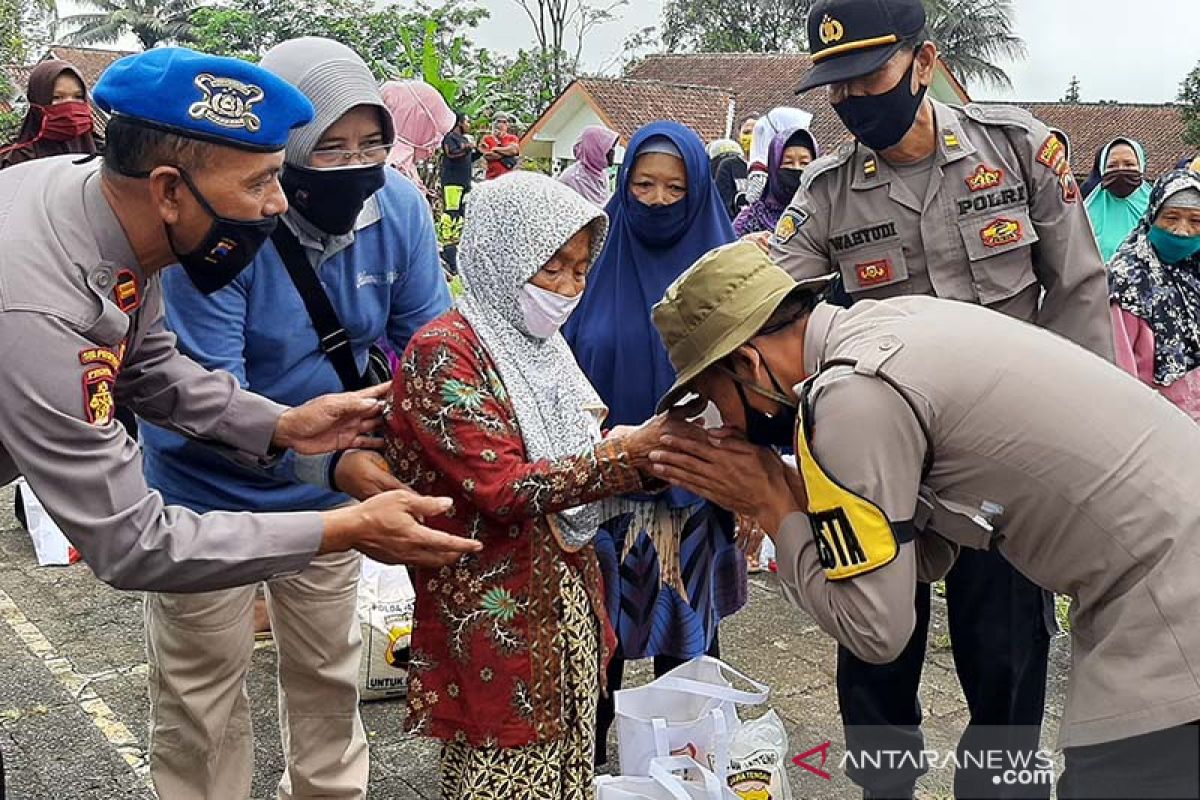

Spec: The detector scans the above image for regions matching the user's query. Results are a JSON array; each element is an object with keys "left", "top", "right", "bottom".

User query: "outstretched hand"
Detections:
[{"left": 273, "top": 383, "right": 390, "bottom": 455}]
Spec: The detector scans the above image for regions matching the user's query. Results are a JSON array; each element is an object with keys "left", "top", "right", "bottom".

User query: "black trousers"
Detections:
[
  {"left": 837, "top": 547, "right": 1051, "bottom": 799},
  {"left": 594, "top": 634, "right": 721, "bottom": 766},
  {"left": 1059, "top": 723, "right": 1200, "bottom": 799}
]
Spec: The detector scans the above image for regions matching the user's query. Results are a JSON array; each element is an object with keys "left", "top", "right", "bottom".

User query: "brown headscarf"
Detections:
[{"left": 1, "top": 60, "right": 97, "bottom": 169}]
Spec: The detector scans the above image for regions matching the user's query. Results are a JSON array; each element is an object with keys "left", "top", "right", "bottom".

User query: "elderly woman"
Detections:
[
  {"left": 734, "top": 126, "right": 818, "bottom": 238},
  {"left": 559, "top": 124, "right": 619, "bottom": 206},
  {"left": 384, "top": 171, "right": 672, "bottom": 798},
  {"left": 1085, "top": 137, "right": 1153, "bottom": 262},
  {"left": 563, "top": 120, "right": 746, "bottom": 764},
  {"left": 0, "top": 59, "right": 96, "bottom": 168},
  {"left": 1109, "top": 169, "right": 1200, "bottom": 421}
]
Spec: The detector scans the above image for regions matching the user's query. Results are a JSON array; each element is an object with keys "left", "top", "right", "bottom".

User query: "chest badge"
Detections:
[
  {"left": 981, "top": 217, "right": 1023, "bottom": 248},
  {"left": 855, "top": 259, "right": 894, "bottom": 287},
  {"left": 965, "top": 165, "right": 1004, "bottom": 192}
]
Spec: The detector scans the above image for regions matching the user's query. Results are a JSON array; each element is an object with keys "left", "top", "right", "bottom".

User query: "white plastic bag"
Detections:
[
  {"left": 615, "top": 656, "right": 769, "bottom": 780},
  {"left": 16, "top": 480, "right": 78, "bottom": 566},
  {"left": 595, "top": 755, "right": 739, "bottom": 799},
  {"left": 356, "top": 558, "right": 415, "bottom": 701},
  {"left": 726, "top": 710, "right": 793, "bottom": 800}
]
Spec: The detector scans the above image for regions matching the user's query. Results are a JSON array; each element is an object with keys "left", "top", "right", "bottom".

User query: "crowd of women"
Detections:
[{"left": 2, "top": 50, "right": 1200, "bottom": 799}]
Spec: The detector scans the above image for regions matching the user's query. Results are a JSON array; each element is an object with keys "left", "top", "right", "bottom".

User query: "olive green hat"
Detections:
[{"left": 652, "top": 240, "right": 834, "bottom": 414}]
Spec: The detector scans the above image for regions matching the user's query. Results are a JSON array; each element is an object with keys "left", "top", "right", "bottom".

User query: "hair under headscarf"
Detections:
[
  {"left": 1085, "top": 137, "right": 1152, "bottom": 262},
  {"left": 0, "top": 60, "right": 96, "bottom": 168},
  {"left": 457, "top": 171, "right": 610, "bottom": 550},
  {"left": 558, "top": 125, "right": 618, "bottom": 206},
  {"left": 1108, "top": 169, "right": 1200, "bottom": 386},
  {"left": 380, "top": 80, "right": 456, "bottom": 192}
]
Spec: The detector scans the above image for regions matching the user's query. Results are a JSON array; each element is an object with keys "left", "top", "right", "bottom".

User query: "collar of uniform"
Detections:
[
  {"left": 850, "top": 100, "right": 978, "bottom": 192},
  {"left": 82, "top": 164, "right": 143, "bottom": 283},
  {"left": 803, "top": 302, "right": 840, "bottom": 378},
  {"left": 282, "top": 193, "right": 382, "bottom": 266}
]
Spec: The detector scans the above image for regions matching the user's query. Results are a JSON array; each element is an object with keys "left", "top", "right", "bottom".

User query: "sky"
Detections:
[
  {"left": 53, "top": 0, "right": 1198, "bottom": 103},
  {"left": 470, "top": 0, "right": 1199, "bottom": 104}
]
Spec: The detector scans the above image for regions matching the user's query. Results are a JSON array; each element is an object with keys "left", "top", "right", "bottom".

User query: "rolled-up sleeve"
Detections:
[
  {"left": 774, "top": 373, "right": 926, "bottom": 664},
  {"left": 0, "top": 311, "right": 323, "bottom": 592}
]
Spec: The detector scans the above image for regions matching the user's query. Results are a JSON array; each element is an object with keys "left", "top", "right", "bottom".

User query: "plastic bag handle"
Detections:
[
  {"left": 655, "top": 657, "right": 770, "bottom": 705},
  {"left": 649, "top": 755, "right": 725, "bottom": 799},
  {"left": 652, "top": 716, "right": 671, "bottom": 759}
]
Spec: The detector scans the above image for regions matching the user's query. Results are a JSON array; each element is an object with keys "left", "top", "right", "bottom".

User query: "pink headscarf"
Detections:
[
  {"left": 558, "top": 125, "right": 619, "bottom": 206},
  {"left": 380, "top": 80, "right": 456, "bottom": 193}
]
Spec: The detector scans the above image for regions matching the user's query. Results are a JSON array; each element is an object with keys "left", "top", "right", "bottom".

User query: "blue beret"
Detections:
[{"left": 93, "top": 47, "right": 315, "bottom": 152}]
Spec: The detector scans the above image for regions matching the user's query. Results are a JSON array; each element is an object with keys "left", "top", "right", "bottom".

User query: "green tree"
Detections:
[
  {"left": 57, "top": 0, "right": 198, "bottom": 49},
  {"left": 1179, "top": 60, "right": 1200, "bottom": 149},
  {"left": 923, "top": 0, "right": 1025, "bottom": 90},
  {"left": 659, "top": 0, "right": 812, "bottom": 53},
  {"left": 1061, "top": 75, "right": 1081, "bottom": 103},
  {"left": 509, "top": 0, "right": 626, "bottom": 101}
]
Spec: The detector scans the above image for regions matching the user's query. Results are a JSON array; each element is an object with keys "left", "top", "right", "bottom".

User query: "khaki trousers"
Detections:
[{"left": 145, "top": 550, "right": 367, "bottom": 800}]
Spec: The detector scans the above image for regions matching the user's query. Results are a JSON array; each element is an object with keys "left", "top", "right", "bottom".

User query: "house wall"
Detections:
[{"left": 522, "top": 92, "right": 601, "bottom": 163}]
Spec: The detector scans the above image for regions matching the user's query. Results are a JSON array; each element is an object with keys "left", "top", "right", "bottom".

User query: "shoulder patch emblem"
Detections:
[
  {"left": 83, "top": 366, "right": 116, "bottom": 426},
  {"left": 189, "top": 73, "right": 265, "bottom": 132},
  {"left": 965, "top": 164, "right": 1004, "bottom": 192},
  {"left": 79, "top": 342, "right": 127, "bottom": 372},
  {"left": 1036, "top": 135, "right": 1066, "bottom": 171},
  {"left": 981, "top": 217, "right": 1023, "bottom": 248},
  {"left": 113, "top": 269, "right": 139, "bottom": 313},
  {"left": 773, "top": 210, "right": 808, "bottom": 245}
]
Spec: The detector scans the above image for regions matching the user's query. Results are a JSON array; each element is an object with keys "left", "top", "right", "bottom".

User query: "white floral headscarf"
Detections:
[{"left": 456, "top": 171, "right": 610, "bottom": 550}]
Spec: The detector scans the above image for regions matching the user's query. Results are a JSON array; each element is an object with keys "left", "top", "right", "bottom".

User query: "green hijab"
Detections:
[{"left": 1085, "top": 137, "right": 1153, "bottom": 262}]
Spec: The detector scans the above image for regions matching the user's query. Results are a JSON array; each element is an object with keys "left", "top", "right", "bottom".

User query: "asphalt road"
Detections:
[{"left": 0, "top": 483, "right": 1069, "bottom": 799}]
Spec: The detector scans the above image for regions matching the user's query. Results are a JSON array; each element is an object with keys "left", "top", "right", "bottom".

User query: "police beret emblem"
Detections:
[{"left": 188, "top": 73, "right": 265, "bottom": 132}]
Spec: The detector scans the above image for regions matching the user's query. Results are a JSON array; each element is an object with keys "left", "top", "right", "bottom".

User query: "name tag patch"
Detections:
[
  {"left": 980, "top": 217, "right": 1023, "bottom": 248},
  {"left": 856, "top": 259, "right": 894, "bottom": 287},
  {"left": 830, "top": 221, "right": 897, "bottom": 252}
]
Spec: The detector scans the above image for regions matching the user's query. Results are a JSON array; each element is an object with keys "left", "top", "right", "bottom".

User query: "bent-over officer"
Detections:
[
  {"left": 0, "top": 47, "right": 481, "bottom": 593},
  {"left": 764, "top": 0, "right": 1115, "bottom": 796},
  {"left": 647, "top": 241, "right": 1200, "bottom": 800}
]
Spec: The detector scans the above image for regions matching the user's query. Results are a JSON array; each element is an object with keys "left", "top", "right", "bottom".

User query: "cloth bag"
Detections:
[
  {"left": 615, "top": 656, "right": 769, "bottom": 779},
  {"left": 356, "top": 557, "right": 416, "bottom": 701},
  {"left": 16, "top": 479, "right": 79, "bottom": 566},
  {"left": 595, "top": 755, "right": 739, "bottom": 799}
]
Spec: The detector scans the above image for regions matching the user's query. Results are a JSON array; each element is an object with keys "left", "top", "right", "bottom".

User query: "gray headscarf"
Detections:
[
  {"left": 456, "top": 171, "right": 610, "bottom": 551},
  {"left": 259, "top": 37, "right": 394, "bottom": 166}
]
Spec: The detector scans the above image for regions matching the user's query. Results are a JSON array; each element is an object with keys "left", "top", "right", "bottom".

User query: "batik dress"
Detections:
[{"left": 384, "top": 311, "right": 645, "bottom": 798}]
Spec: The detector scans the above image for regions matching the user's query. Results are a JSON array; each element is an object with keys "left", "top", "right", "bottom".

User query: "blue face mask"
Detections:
[
  {"left": 626, "top": 196, "right": 690, "bottom": 247},
  {"left": 1148, "top": 226, "right": 1200, "bottom": 265}
]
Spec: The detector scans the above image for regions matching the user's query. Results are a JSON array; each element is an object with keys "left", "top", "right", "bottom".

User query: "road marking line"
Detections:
[{"left": 0, "top": 588, "right": 152, "bottom": 788}]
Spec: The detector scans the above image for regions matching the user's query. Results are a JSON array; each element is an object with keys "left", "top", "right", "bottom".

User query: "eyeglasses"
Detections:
[{"left": 310, "top": 144, "right": 390, "bottom": 168}]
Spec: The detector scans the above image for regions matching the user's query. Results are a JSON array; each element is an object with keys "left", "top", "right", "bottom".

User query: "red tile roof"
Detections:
[
  {"left": 1004, "top": 102, "right": 1189, "bottom": 180},
  {"left": 575, "top": 77, "right": 734, "bottom": 144}
]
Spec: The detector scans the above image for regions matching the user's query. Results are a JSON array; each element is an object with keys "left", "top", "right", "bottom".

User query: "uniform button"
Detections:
[
  {"left": 93, "top": 269, "right": 113, "bottom": 289},
  {"left": 880, "top": 341, "right": 894, "bottom": 351}
]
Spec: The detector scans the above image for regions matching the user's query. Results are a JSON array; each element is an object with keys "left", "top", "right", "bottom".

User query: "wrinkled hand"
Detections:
[
  {"left": 334, "top": 450, "right": 406, "bottom": 501},
  {"left": 650, "top": 425, "right": 804, "bottom": 533},
  {"left": 612, "top": 414, "right": 705, "bottom": 470},
  {"left": 274, "top": 384, "right": 389, "bottom": 455},
  {"left": 736, "top": 513, "right": 766, "bottom": 555},
  {"left": 326, "top": 490, "right": 482, "bottom": 568}
]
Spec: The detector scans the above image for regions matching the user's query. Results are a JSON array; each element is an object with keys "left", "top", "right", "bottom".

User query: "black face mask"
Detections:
[
  {"left": 731, "top": 346, "right": 799, "bottom": 448},
  {"left": 280, "top": 163, "right": 387, "bottom": 236},
  {"left": 171, "top": 169, "right": 278, "bottom": 295},
  {"left": 1101, "top": 168, "right": 1144, "bottom": 199},
  {"left": 832, "top": 57, "right": 928, "bottom": 152},
  {"left": 776, "top": 167, "right": 804, "bottom": 203}
]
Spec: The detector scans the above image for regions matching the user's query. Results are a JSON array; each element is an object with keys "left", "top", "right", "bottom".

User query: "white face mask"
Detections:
[{"left": 518, "top": 282, "right": 582, "bottom": 339}]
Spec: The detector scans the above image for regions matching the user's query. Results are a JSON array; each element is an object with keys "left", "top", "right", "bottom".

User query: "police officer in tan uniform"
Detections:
[
  {"left": 0, "top": 49, "right": 480, "bottom": 593},
  {"left": 648, "top": 241, "right": 1200, "bottom": 800},
  {"left": 761, "top": 1, "right": 1114, "bottom": 796}
]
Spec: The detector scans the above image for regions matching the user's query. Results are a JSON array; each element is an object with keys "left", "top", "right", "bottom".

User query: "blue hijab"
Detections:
[{"left": 565, "top": 121, "right": 735, "bottom": 505}]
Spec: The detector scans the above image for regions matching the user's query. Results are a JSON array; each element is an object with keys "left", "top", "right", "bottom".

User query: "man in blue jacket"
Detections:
[{"left": 140, "top": 38, "right": 451, "bottom": 800}]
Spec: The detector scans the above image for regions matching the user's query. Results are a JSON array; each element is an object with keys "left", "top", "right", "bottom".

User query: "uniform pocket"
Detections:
[
  {"left": 835, "top": 246, "right": 910, "bottom": 295},
  {"left": 957, "top": 208, "right": 1040, "bottom": 305}
]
